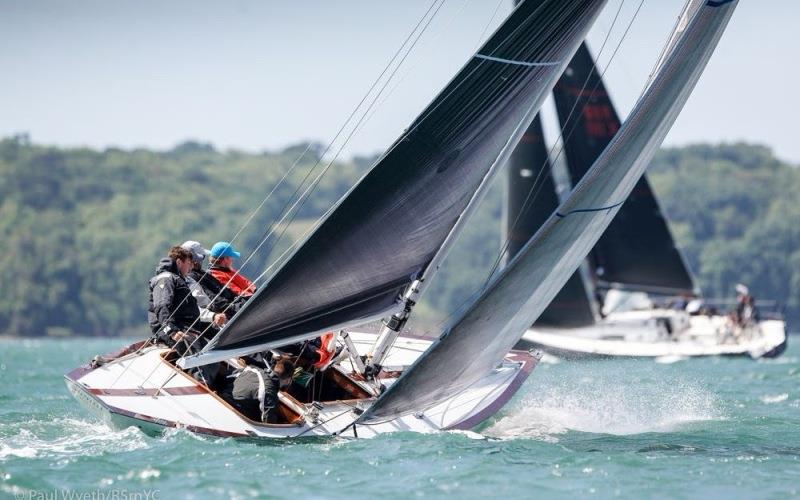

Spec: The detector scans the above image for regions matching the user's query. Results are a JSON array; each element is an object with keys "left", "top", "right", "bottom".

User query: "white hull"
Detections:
[
  {"left": 519, "top": 309, "right": 787, "bottom": 359},
  {"left": 66, "top": 332, "right": 538, "bottom": 439}
]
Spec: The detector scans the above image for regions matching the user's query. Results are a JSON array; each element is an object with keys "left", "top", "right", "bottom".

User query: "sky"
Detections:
[{"left": 1, "top": 0, "right": 799, "bottom": 163}]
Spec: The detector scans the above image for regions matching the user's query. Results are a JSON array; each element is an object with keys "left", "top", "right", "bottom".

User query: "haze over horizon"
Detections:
[{"left": 2, "top": 1, "right": 798, "bottom": 163}]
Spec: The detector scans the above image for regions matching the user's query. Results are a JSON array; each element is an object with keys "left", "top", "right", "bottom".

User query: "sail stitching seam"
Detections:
[{"left": 474, "top": 53, "right": 561, "bottom": 67}]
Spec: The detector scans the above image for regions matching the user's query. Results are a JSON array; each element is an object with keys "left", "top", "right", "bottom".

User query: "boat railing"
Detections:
[{"left": 693, "top": 298, "right": 785, "bottom": 321}]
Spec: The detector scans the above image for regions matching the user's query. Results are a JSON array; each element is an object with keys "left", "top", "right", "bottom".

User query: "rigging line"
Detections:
[
  {"left": 328, "top": 1, "right": 583, "bottom": 211},
  {"left": 220, "top": 0, "right": 447, "bottom": 285},
  {"left": 482, "top": 0, "right": 634, "bottom": 279},
  {"left": 226, "top": 0, "right": 450, "bottom": 294},
  {"left": 493, "top": 0, "right": 634, "bottom": 261},
  {"left": 645, "top": 0, "right": 692, "bottom": 87},
  {"left": 109, "top": 144, "right": 315, "bottom": 389},
  {"left": 425, "top": 0, "right": 642, "bottom": 335},
  {"left": 189, "top": 0, "right": 446, "bottom": 297},
  {"left": 474, "top": 0, "right": 507, "bottom": 50},
  {"left": 358, "top": 1, "right": 564, "bottom": 163},
  {"left": 358, "top": 0, "right": 508, "bottom": 136},
  {"left": 180, "top": 1, "right": 450, "bottom": 358},
  {"left": 171, "top": 2, "right": 602, "bottom": 362},
  {"left": 134, "top": 0, "right": 450, "bottom": 385},
  {"left": 357, "top": 0, "right": 473, "bottom": 134}
]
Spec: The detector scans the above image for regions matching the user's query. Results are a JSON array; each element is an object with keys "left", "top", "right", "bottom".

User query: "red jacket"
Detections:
[{"left": 210, "top": 266, "right": 256, "bottom": 296}]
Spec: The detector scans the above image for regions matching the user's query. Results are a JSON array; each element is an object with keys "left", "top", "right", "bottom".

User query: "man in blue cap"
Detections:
[{"left": 209, "top": 241, "right": 256, "bottom": 297}]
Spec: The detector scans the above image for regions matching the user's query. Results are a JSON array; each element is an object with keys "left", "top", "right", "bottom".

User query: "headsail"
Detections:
[
  {"left": 553, "top": 43, "right": 696, "bottom": 295},
  {"left": 360, "top": 0, "right": 737, "bottom": 423},
  {"left": 182, "top": 0, "right": 610, "bottom": 367}
]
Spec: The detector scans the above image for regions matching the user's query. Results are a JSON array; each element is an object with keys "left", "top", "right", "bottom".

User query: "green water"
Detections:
[{"left": 1, "top": 337, "right": 798, "bottom": 499}]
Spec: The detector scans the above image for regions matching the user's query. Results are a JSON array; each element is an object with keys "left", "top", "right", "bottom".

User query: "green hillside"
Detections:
[{"left": 0, "top": 136, "right": 796, "bottom": 337}]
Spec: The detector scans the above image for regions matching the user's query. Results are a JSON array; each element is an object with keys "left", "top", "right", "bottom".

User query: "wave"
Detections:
[
  {"left": 759, "top": 393, "right": 789, "bottom": 404},
  {"left": 0, "top": 418, "right": 148, "bottom": 461},
  {"left": 485, "top": 371, "right": 724, "bottom": 439}
]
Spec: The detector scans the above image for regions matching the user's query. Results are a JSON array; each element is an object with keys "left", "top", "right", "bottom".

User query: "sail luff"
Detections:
[{"left": 359, "top": 0, "right": 738, "bottom": 423}]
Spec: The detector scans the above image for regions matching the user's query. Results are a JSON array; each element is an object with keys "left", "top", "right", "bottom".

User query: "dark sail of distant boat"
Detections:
[
  {"left": 554, "top": 43, "right": 696, "bottom": 296},
  {"left": 504, "top": 42, "right": 698, "bottom": 328}
]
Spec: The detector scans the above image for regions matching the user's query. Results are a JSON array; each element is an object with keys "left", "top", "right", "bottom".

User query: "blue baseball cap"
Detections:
[{"left": 210, "top": 241, "right": 241, "bottom": 259}]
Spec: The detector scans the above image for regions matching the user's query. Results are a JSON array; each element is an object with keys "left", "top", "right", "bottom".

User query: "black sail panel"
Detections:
[
  {"left": 361, "top": 1, "right": 737, "bottom": 423},
  {"left": 553, "top": 43, "right": 696, "bottom": 294},
  {"left": 208, "top": 0, "right": 611, "bottom": 353},
  {"left": 536, "top": 272, "right": 595, "bottom": 326},
  {"left": 505, "top": 116, "right": 558, "bottom": 260},
  {"left": 505, "top": 116, "right": 594, "bottom": 326}
]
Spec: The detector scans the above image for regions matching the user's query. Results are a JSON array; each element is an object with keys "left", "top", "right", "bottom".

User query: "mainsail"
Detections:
[
  {"left": 182, "top": 0, "right": 609, "bottom": 367},
  {"left": 360, "top": 0, "right": 737, "bottom": 423},
  {"left": 553, "top": 43, "right": 696, "bottom": 295}
]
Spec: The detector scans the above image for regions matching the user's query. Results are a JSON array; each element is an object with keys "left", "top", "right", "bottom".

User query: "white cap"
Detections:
[
  {"left": 181, "top": 240, "right": 211, "bottom": 263},
  {"left": 735, "top": 283, "right": 749, "bottom": 296}
]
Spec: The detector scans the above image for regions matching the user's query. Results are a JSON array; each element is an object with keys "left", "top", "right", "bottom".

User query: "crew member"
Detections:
[
  {"left": 148, "top": 246, "right": 226, "bottom": 355},
  {"left": 181, "top": 240, "right": 243, "bottom": 319},
  {"left": 225, "top": 356, "right": 295, "bottom": 423},
  {"left": 733, "top": 283, "right": 759, "bottom": 326},
  {"left": 208, "top": 241, "right": 257, "bottom": 297}
]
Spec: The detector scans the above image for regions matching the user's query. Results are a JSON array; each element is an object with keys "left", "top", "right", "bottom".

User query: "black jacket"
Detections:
[
  {"left": 148, "top": 258, "right": 200, "bottom": 341},
  {"left": 228, "top": 367, "right": 280, "bottom": 422},
  {"left": 189, "top": 268, "right": 246, "bottom": 319}
]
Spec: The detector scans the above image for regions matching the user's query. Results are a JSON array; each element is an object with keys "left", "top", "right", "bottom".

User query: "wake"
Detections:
[
  {"left": 485, "top": 370, "right": 724, "bottom": 439},
  {"left": 0, "top": 418, "right": 147, "bottom": 461}
]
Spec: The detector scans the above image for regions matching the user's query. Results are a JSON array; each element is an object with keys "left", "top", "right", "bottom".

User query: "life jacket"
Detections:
[
  {"left": 210, "top": 265, "right": 256, "bottom": 296},
  {"left": 313, "top": 332, "right": 338, "bottom": 369}
]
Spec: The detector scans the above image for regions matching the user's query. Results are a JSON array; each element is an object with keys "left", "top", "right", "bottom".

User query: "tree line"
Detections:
[{"left": 0, "top": 136, "right": 796, "bottom": 337}]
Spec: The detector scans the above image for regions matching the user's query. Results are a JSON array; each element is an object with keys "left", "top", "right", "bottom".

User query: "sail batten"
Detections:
[
  {"left": 184, "top": 0, "right": 610, "bottom": 365},
  {"left": 360, "top": 0, "right": 737, "bottom": 423}
]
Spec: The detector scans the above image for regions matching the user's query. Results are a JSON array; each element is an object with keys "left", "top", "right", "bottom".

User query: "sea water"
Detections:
[{"left": 1, "top": 337, "right": 798, "bottom": 499}]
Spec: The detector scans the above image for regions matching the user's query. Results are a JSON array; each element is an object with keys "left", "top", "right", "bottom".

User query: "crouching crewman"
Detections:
[{"left": 225, "top": 356, "right": 295, "bottom": 423}]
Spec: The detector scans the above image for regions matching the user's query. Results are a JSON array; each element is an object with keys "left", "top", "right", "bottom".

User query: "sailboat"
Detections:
[
  {"left": 66, "top": 0, "right": 739, "bottom": 438},
  {"left": 508, "top": 43, "right": 786, "bottom": 360}
]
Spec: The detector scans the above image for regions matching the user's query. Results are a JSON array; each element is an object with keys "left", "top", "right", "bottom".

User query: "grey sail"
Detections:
[
  {"left": 553, "top": 43, "right": 696, "bottom": 295},
  {"left": 182, "top": 0, "right": 610, "bottom": 368},
  {"left": 504, "top": 116, "right": 596, "bottom": 326},
  {"left": 360, "top": 0, "right": 737, "bottom": 423}
]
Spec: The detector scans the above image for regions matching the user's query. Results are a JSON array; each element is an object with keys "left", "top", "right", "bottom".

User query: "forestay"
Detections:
[
  {"left": 183, "top": 0, "right": 609, "bottom": 367},
  {"left": 360, "top": 0, "right": 737, "bottom": 423}
]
